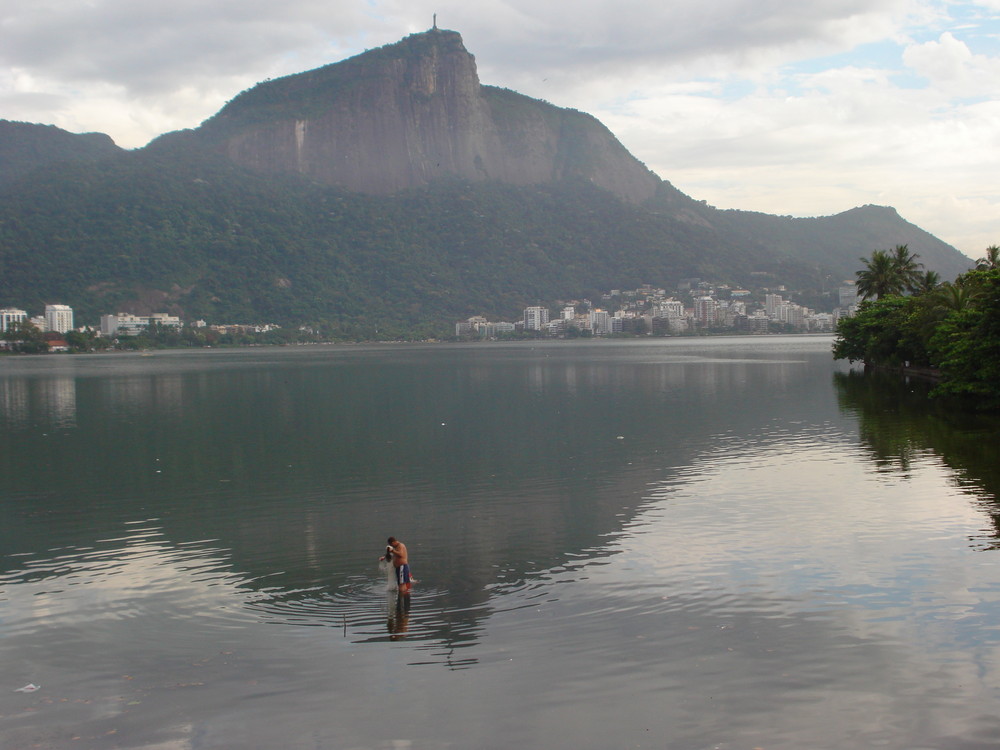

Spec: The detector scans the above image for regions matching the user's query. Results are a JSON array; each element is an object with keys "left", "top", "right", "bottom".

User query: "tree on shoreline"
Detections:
[
  {"left": 891, "top": 244, "right": 924, "bottom": 293},
  {"left": 1, "top": 320, "right": 48, "bottom": 353},
  {"left": 855, "top": 245, "right": 923, "bottom": 301},
  {"left": 834, "top": 247, "right": 1000, "bottom": 410}
]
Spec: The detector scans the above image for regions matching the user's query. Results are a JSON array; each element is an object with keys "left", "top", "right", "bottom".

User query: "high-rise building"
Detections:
[
  {"left": 839, "top": 284, "right": 858, "bottom": 308},
  {"left": 654, "top": 299, "right": 685, "bottom": 319},
  {"left": 45, "top": 304, "right": 74, "bottom": 333},
  {"left": 589, "top": 309, "right": 612, "bottom": 335},
  {"left": 0, "top": 307, "right": 28, "bottom": 332},
  {"left": 524, "top": 306, "right": 549, "bottom": 331},
  {"left": 748, "top": 312, "right": 770, "bottom": 333},
  {"left": 765, "top": 294, "right": 784, "bottom": 319},
  {"left": 694, "top": 296, "right": 717, "bottom": 327}
]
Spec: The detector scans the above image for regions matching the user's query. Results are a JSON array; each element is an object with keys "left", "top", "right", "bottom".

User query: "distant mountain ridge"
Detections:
[
  {"left": 0, "top": 28, "right": 973, "bottom": 334},
  {"left": 0, "top": 120, "right": 121, "bottom": 187}
]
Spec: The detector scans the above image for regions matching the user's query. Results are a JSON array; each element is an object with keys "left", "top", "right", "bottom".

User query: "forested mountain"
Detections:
[
  {"left": 0, "top": 28, "right": 973, "bottom": 337},
  {"left": 0, "top": 121, "right": 122, "bottom": 188}
]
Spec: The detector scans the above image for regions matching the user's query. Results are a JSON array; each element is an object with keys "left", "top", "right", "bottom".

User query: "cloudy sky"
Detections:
[{"left": 2, "top": 0, "right": 997, "bottom": 259}]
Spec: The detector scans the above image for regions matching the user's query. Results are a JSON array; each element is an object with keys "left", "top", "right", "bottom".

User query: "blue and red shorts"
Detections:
[{"left": 395, "top": 564, "right": 411, "bottom": 585}]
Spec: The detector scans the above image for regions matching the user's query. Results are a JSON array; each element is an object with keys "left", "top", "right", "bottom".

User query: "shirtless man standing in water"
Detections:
[{"left": 384, "top": 536, "right": 412, "bottom": 594}]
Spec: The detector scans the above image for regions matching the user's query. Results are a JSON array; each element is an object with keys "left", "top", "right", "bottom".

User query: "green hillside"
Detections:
[
  {"left": 0, "top": 121, "right": 122, "bottom": 188},
  {"left": 0, "top": 30, "right": 974, "bottom": 339},
  {"left": 0, "top": 137, "right": 777, "bottom": 337},
  {"left": 0, "top": 129, "right": 973, "bottom": 338}
]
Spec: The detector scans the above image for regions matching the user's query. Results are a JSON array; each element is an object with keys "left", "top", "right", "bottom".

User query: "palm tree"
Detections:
[
  {"left": 856, "top": 245, "right": 927, "bottom": 300},
  {"left": 856, "top": 249, "right": 906, "bottom": 300},
  {"left": 976, "top": 245, "right": 1000, "bottom": 271},
  {"left": 889, "top": 244, "right": 924, "bottom": 292},
  {"left": 932, "top": 281, "right": 979, "bottom": 313},
  {"left": 911, "top": 270, "right": 941, "bottom": 295}
]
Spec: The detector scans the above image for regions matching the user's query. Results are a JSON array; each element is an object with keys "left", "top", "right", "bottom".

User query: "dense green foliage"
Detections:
[
  {"left": 693, "top": 205, "right": 971, "bottom": 284},
  {"left": 834, "top": 248, "right": 1000, "bottom": 409},
  {"left": 854, "top": 244, "right": 923, "bottom": 300},
  {"left": 0, "top": 46, "right": 973, "bottom": 341},
  {"left": 0, "top": 320, "right": 48, "bottom": 353},
  {"left": 0, "top": 121, "right": 121, "bottom": 188},
  {"left": 0, "top": 132, "right": 851, "bottom": 338}
]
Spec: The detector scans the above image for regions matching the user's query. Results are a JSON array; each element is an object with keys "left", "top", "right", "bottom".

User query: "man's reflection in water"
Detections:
[{"left": 387, "top": 593, "right": 411, "bottom": 640}]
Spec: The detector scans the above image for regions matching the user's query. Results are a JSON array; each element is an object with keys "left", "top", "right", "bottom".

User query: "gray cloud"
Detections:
[
  {"left": 1, "top": 0, "right": 900, "bottom": 95},
  {"left": 1, "top": 0, "right": 382, "bottom": 93}
]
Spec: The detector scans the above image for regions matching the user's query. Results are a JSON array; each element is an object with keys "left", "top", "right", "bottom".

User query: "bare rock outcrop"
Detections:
[{"left": 203, "top": 29, "right": 660, "bottom": 203}]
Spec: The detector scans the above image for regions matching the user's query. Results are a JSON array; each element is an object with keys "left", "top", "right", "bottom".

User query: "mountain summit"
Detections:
[
  {"left": 197, "top": 28, "right": 660, "bottom": 202},
  {"left": 0, "top": 30, "right": 974, "bottom": 332}
]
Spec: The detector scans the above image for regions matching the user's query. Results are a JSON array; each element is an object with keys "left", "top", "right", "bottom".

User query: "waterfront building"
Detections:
[
  {"left": 589, "top": 309, "right": 612, "bottom": 336},
  {"left": 481, "top": 321, "right": 516, "bottom": 338},
  {"left": 45, "top": 304, "right": 74, "bottom": 333},
  {"left": 808, "top": 313, "right": 834, "bottom": 332},
  {"left": 834, "top": 306, "right": 856, "bottom": 322},
  {"left": 545, "top": 319, "right": 567, "bottom": 335},
  {"left": 0, "top": 307, "right": 28, "bottom": 331},
  {"left": 748, "top": 312, "right": 770, "bottom": 334},
  {"left": 148, "top": 313, "right": 182, "bottom": 328},
  {"left": 653, "top": 299, "right": 685, "bottom": 319},
  {"left": 456, "top": 315, "right": 488, "bottom": 336},
  {"left": 524, "top": 306, "right": 549, "bottom": 331},
  {"left": 101, "top": 312, "right": 182, "bottom": 337},
  {"left": 694, "top": 296, "right": 718, "bottom": 327},
  {"left": 838, "top": 283, "right": 858, "bottom": 308},
  {"left": 765, "top": 294, "right": 784, "bottom": 319},
  {"left": 772, "top": 302, "right": 811, "bottom": 329}
]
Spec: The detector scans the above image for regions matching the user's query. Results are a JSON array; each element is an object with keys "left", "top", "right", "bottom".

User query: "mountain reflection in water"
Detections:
[{"left": 2, "top": 340, "right": 1000, "bottom": 750}]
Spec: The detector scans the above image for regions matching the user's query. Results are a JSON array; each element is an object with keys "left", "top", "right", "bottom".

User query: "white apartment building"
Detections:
[
  {"left": 765, "top": 294, "right": 784, "bottom": 318},
  {"left": 45, "top": 304, "right": 74, "bottom": 334},
  {"left": 0, "top": 307, "right": 28, "bottom": 332},
  {"left": 774, "top": 303, "right": 808, "bottom": 329},
  {"left": 839, "top": 283, "right": 859, "bottom": 308},
  {"left": 455, "top": 316, "right": 488, "bottom": 336},
  {"left": 101, "top": 312, "right": 182, "bottom": 337},
  {"left": 748, "top": 312, "right": 770, "bottom": 333},
  {"left": 524, "top": 306, "right": 549, "bottom": 331},
  {"left": 589, "top": 309, "right": 612, "bottom": 335},
  {"left": 653, "top": 299, "right": 685, "bottom": 319},
  {"left": 808, "top": 313, "right": 835, "bottom": 332},
  {"left": 694, "top": 296, "right": 718, "bottom": 327}
]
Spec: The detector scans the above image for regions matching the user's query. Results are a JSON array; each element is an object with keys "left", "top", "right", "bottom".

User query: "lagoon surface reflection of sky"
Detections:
[{"left": 2, "top": 339, "right": 1000, "bottom": 750}]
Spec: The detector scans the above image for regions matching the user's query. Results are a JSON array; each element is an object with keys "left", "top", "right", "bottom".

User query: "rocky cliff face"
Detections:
[{"left": 202, "top": 29, "right": 660, "bottom": 203}]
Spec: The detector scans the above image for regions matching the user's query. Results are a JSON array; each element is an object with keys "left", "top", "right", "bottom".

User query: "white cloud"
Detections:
[{"left": 903, "top": 32, "right": 1000, "bottom": 96}]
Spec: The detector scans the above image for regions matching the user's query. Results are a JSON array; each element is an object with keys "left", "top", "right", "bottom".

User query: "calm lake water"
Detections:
[{"left": 2, "top": 337, "right": 1000, "bottom": 750}]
